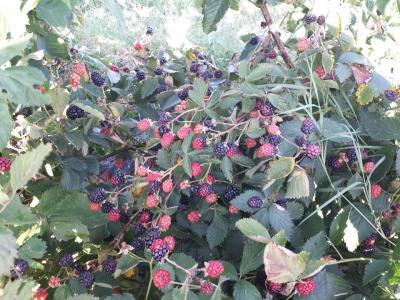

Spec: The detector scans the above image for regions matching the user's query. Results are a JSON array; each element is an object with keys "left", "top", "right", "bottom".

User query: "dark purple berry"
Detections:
[
  {"left": 301, "top": 117, "right": 314, "bottom": 134},
  {"left": 158, "top": 125, "right": 169, "bottom": 137},
  {"left": 259, "top": 102, "right": 274, "bottom": 116},
  {"left": 136, "top": 71, "right": 146, "bottom": 81},
  {"left": 102, "top": 256, "right": 116, "bottom": 274},
  {"left": 132, "top": 223, "right": 146, "bottom": 236},
  {"left": 131, "top": 238, "right": 144, "bottom": 252},
  {"left": 190, "top": 62, "right": 200, "bottom": 73},
  {"left": 79, "top": 271, "right": 95, "bottom": 288},
  {"left": 101, "top": 202, "right": 114, "bottom": 213},
  {"left": 14, "top": 259, "right": 29, "bottom": 274},
  {"left": 224, "top": 185, "right": 240, "bottom": 201},
  {"left": 268, "top": 135, "right": 281, "bottom": 146},
  {"left": 214, "top": 70, "right": 223, "bottom": 79},
  {"left": 91, "top": 71, "right": 105, "bottom": 87},
  {"left": 145, "top": 228, "right": 161, "bottom": 248},
  {"left": 305, "top": 14, "right": 317, "bottom": 24},
  {"left": 190, "top": 184, "right": 200, "bottom": 197},
  {"left": 317, "top": 15, "right": 325, "bottom": 25},
  {"left": 276, "top": 198, "right": 287, "bottom": 208},
  {"left": 88, "top": 188, "right": 106, "bottom": 203},
  {"left": 384, "top": 89, "right": 398, "bottom": 101},
  {"left": 154, "top": 67, "right": 163, "bottom": 76},
  {"left": 214, "top": 142, "right": 228, "bottom": 157},
  {"left": 203, "top": 119, "right": 216, "bottom": 129},
  {"left": 247, "top": 196, "right": 263, "bottom": 208},
  {"left": 250, "top": 36, "right": 260, "bottom": 45},
  {"left": 148, "top": 180, "right": 161, "bottom": 194},
  {"left": 346, "top": 148, "right": 358, "bottom": 163},
  {"left": 201, "top": 71, "right": 213, "bottom": 80},
  {"left": 59, "top": 254, "right": 74, "bottom": 267},
  {"left": 156, "top": 84, "right": 168, "bottom": 94},
  {"left": 111, "top": 170, "right": 125, "bottom": 186},
  {"left": 152, "top": 242, "right": 169, "bottom": 261},
  {"left": 178, "top": 89, "right": 189, "bottom": 100},
  {"left": 66, "top": 105, "right": 86, "bottom": 120},
  {"left": 158, "top": 112, "right": 171, "bottom": 124},
  {"left": 146, "top": 26, "right": 154, "bottom": 35}
]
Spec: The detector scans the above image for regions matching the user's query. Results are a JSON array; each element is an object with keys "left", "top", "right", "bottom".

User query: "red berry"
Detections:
[
  {"left": 194, "top": 124, "right": 204, "bottom": 134},
  {"left": 200, "top": 281, "right": 214, "bottom": 295},
  {"left": 138, "top": 210, "right": 151, "bottom": 224},
  {"left": 48, "top": 276, "right": 60, "bottom": 288},
  {"left": 205, "top": 260, "right": 224, "bottom": 278},
  {"left": 187, "top": 210, "right": 201, "bottom": 223},
  {"left": 89, "top": 202, "right": 102, "bottom": 212},
  {"left": 192, "top": 137, "right": 206, "bottom": 150},
  {"left": 191, "top": 162, "right": 203, "bottom": 177},
  {"left": 267, "top": 49, "right": 277, "bottom": 59},
  {"left": 256, "top": 143, "right": 275, "bottom": 158},
  {"left": 161, "top": 132, "right": 174, "bottom": 148},
  {"left": 164, "top": 236, "right": 176, "bottom": 251},
  {"left": 147, "top": 172, "right": 162, "bottom": 182},
  {"left": 109, "top": 65, "right": 120, "bottom": 73},
  {"left": 315, "top": 66, "right": 325, "bottom": 78},
  {"left": 205, "top": 193, "right": 218, "bottom": 204},
  {"left": 0, "top": 156, "right": 12, "bottom": 172},
  {"left": 69, "top": 73, "right": 80, "bottom": 88},
  {"left": 73, "top": 64, "right": 87, "bottom": 76},
  {"left": 229, "top": 205, "right": 239, "bottom": 214},
  {"left": 114, "top": 159, "right": 125, "bottom": 170},
  {"left": 205, "top": 174, "right": 215, "bottom": 184},
  {"left": 149, "top": 238, "right": 166, "bottom": 251},
  {"left": 146, "top": 194, "right": 159, "bottom": 208},
  {"left": 177, "top": 126, "right": 192, "bottom": 140},
  {"left": 266, "top": 280, "right": 282, "bottom": 293},
  {"left": 295, "top": 278, "right": 315, "bottom": 296},
  {"left": 371, "top": 184, "right": 382, "bottom": 199},
  {"left": 134, "top": 41, "right": 143, "bottom": 51},
  {"left": 162, "top": 178, "right": 174, "bottom": 193},
  {"left": 108, "top": 209, "right": 121, "bottom": 222},
  {"left": 33, "top": 288, "right": 48, "bottom": 300},
  {"left": 154, "top": 127, "right": 160, "bottom": 138},
  {"left": 267, "top": 124, "right": 280, "bottom": 135},
  {"left": 364, "top": 161, "right": 375, "bottom": 174},
  {"left": 245, "top": 138, "right": 257, "bottom": 149},
  {"left": 159, "top": 215, "right": 171, "bottom": 231},
  {"left": 152, "top": 269, "right": 171, "bottom": 289},
  {"left": 137, "top": 165, "right": 148, "bottom": 177},
  {"left": 296, "top": 37, "right": 310, "bottom": 52},
  {"left": 137, "top": 119, "right": 152, "bottom": 132},
  {"left": 180, "top": 180, "right": 190, "bottom": 190}
]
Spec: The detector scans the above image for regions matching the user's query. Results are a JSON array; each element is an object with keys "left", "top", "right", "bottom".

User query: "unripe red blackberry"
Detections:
[
  {"left": 267, "top": 49, "right": 277, "bottom": 59},
  {"left": 266, "top": 280, "right": 282, "bottom": 293},
  {"left": 295, "top": 278, "right": 315, "bottom": 296},
  {"left": 191, "top": 162, "right": 203, "bottom": 177},
  {"left": 201, "top": 281, "right": 214, "bottom": 295},
  {"left": 108, "top": 209, "right": 121, "bottom": 222},
  {"left": 205, "top": 260, "right": 224, "bottom": 278},
  {"left": 152, "top": 269, "right": 171, "bottom": 289},
  {"left": 199, "top": 183, "right": 213, "bottom": 198},
  {"left": 192, "top": 137, "right": 207, "bottom": 150},
  {"left": 187, "top": 210, "right": 201, "bottom": 223},
  {"left": 306, "top": 144, "right": 321, "bottom": 159},
  {"left": 0, "top": 156, "right": 11, "bottom": 172}
]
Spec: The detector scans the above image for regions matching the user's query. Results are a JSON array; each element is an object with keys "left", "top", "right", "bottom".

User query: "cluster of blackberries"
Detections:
[
  {"left": 305, "top": 14, "right": 325, "bottom": 25},
  {"left": 188, "top": 51, "right": 223, "bottom": 80}
]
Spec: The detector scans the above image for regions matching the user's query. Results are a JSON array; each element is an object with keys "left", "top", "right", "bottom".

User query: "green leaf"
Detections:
[
  {"left": 359, "top": 109, "right": 400, "bottom": 141},
  {"left": 220, "top": 156, "right": 233, "bottom": 181},
  {"left": 54, "top": 285, "right": 73, "bottom": 300},
  {"left": 230, "top": 190, "right": 264, "bottom": 212},
  {"left": 221, "top": 261, "right": 238, "bottom": 281},
  {"left": 169, "top": 253, "right": 197, "bottom": 282},
  {"left": 67, "top": 295, "right": 100, "bottom": 300},
  {"left": 0, "top": 195, "right": 37, "bottom": 225},
  {"left": 10, "top": 143, "right": 52, "bottom": 191},
  {"left": 207, "top": 213, "right": 229, "bottom": 248},
  {"left": 2, "top": 279, "right": 36, "bottom": 300},
  {"left": 233, "top": 280, "right": 262, "bottom": 300},
  {"left": 105, "top": 294, "right": 136, "bottom": 300},
  {"left": 335, "top": 63, "right": 352, "bottom": 83},
  {"left": 302, "top": 232, "right": 326, "bottom": 259},
  {"left": 141, "top": 78, "right": 158, "bottom": 98},
  {"left": 240, "top": 241, "right": 264, "bottom": 275},
  {"left": 322, "top": 53, "right": 334, "bottom": 73},
  {"left": 285, "top": 169, "right": 310, "bottom": 199},
  {"left": 49, "top": 86, "right": 69, "bottom": 116},
  {"left": 338, "top": 52, "right": 371, "bottom": 66},
  {"left": 231, "top": 155, "right": 255, "bottom": 168},
  {"left": 246, "top": 64, "right": 272, "bottom": 82},
  {"left": 0, "top": 226, "right": 18, "bottom": 276},
  {"left": 0, "top": 98, "right": 12, "bottom": 150},
  {"left": 230, "top": 0, "right": 240, "bottom": 10},
  {"left": 329, "top": 207, "right": 350, "bottom": 245},
  {"left": 37, "top": 0, "right": 76, "bottom": 27},
  {"left": 207, "top": 90, "right": 221, "bottom": 107},
  {"left": 268, "top": 204, "right": 294, "bottom": 240},
  {"left": 74, "top": 100, "right": 105, "bottom": 120},
  {"left": 0, "top": 34, "right": 32, "bottom": 65},
  {"left": 356, "top": 84, "right": 373, "bottom": 106},
  {"left": 246, "top": 119, "right": 265, "bottom": 138},
  {"left": 189, "top": 78, "right": 207, "bottom": 107},
  {"left": 48, "top": 216, "right": 89, "bottom": 241},
  {"left": 320, "top": 118, "right": 352, "bottom": 143},
  {"left": 19, "top": 237, "right": 47, "bottom": 261},
  {"left": 0, "top": 66, "right": 49, "bottom": 106},
  {"left": 267, "top": 157, "right": 295, "bottom": 180},
  {"left": 287, "top": 202, "right": 304, "bottom": 220},
  {"left": 235, "top": 218, "right": 270, "bottom": 243},
  {"left": 114, "top": 254, "right": 140, "bottom": 277},
  {"left": 202, "top": 0, "right": 230, "bottom": 33},
  {"left": 37, "top": 32, "right": 69, "bottom": 59},
  {"left": 363, "top": 260, "right": 389, "bottom": 285}
]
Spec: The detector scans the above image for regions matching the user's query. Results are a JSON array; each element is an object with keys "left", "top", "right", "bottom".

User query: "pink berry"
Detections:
[
  {"left": 161, "top": 132, "right": 175, "bottom": 148},
  {"left": 267, "top": 124, "right": 280, "bottom": 135},
  {"left": 179, "top": 180, "right": 190, "bottom": 190},
  {"left": 205, "top": 193, "right": 218, "bottom": 204},
  {"left": 146, "top": 194, "right": 159, "bottom": 208},
  {"left": 48, "top": 276, "right": 61, "bottom": 288},
  {"left": 137, "top": 165, "right": 148, "bottom": 177},
  {"left": 177, "top": 126, "right": 192, "bottom": 140},
  {"left": 187, "top": 210, "right": 201, "bottom": 223},
  {"left": 371, "top": 184, "right": 382, "bottom": 199},
  {"left": 201, "top": 281, "right": 214, "bottom": 295},
  {"left": 69, "top": 73, "right": 80, "bottom": 88},
  {"left": 205, "top": 260, "right": 224, "bottom": 278},
  {"left": 229, "top": 205, "right": 239, "bottom": 214},
  {"left": 194, "top": 124, "right": 204, "bottom": 134},
  {"left": 89, "top": 202, "right": 101, "bottom": 212},
  {"left": 192, "top": 137, "right": 206, "bottom": 150},
  {"left": 256, "top": 143, "right": 276, "bottom": 158},
  {"left": 245, "top": 138, "right": 257, "bottom": 149},
  {"left": 108, "top": 209, "right": 121, "bottom": 222},
  {"left": 114, "top": 159, "right": 124, "bottom": 170},
  {"left": 295, "top": 278, "right": 315, "bottom": 296},
  {"left": 266, "top": 280, "right": 282, "bottom": 293},
  {"left": 191, "top": 162, "right": 203, "bottom": 177},
  {"left": 164, "top": 235, "right": 176, "bottom": 251},
  {"left": 137, "top": 119, "right": 152, "bottom": 132},
  {"left": 162, "top": 178, "right": 174, "bottom": 193},
  {"left": 296, "top": 37, "right": 310, "bottom": 52},
  {"left": 134, "top": 41, "right": 143, "bottom": 51},
  {"left": 159, "top": 215, "right": 172, "bottom": 231},
  {"left": 315, "top": 66, "right": 325, "bottom": 78},
  {"left": 33, "top": 288, "right": 48, "bottom": 300},
  {"left": 0, "top": 157, "right": 12, "bottom": 172},
  {"left": 364, "top": 161, "right": 375, "bottom": 174},
  {"left": 147, "top": 172, "right": 162, "bottom": 182},
  {"left": 73, "top": 64, "right": 86, "bottom": 76},
  {"left": 152, "top": 269, "right": 171, "bottom": 289}
]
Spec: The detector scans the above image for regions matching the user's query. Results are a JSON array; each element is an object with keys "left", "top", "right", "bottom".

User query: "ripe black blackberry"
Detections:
[
  {"left": 131, "top": 238, "right": 144, "bottom": 252},
  {"left": 14, "top": 259, "right": 29, "bottom": 273},
  {"left": 154, "top": 67, "right": 163, "bottom": 76},
  {"left": 146, "top": 26, "right": 154, "bottom": 35},
  {"left": 295, "top": 136, "right": 311, "bottom": 149},
  {"left": 159, "top": 56, "right": 167, "bottom": 65},
  {"left": 190, "top": 62, "right": 200, "bottom": 73},
  {"left": 152, "top": 243, "right": 169, "bottom": 261},
  {"left": 203, "top": 119, "right": 216, "bottom": 130},
  {"left": 317, "top": 15, "right": 325, "bottom": 25},
  {"left": 136, "top": 71, "right": 146, "bottom": 81},
  {"left": 73, "top": 263, "right": 85, "bottom": 274},
  {"left": 250, "top": 36, "right": 260, "bottom": 45},
  {"left": 101, "top": 202, "right": 114, "bottom": 214},
  {"left": 224, "top": 185, "right": 240, "bottom": 201},
  {"left": 276, "top": 198, "right": 287, "bottom": 208},
  {"left": 301, "top": 117, "right": 314, "bottom": 134},
  {"left": 156, "top": 84, "right": 168, "bottom": 94},
  {"left": 361, "top": 233, "right": 377, "bottom": 255},
  {"left": 102, "top": 256, "right": 117, "bottom": 274},
  {"left": 201, "top": 71, "right": 213, "bottom": 80},
  {"left": 111, "top": 170, "right": 125, "bottom": 186},
  {"left": 158, "top": 125, "right": 170, "bottom": 137},
  {"left": 190, "top": 184, "right": 200, "bottom": 197},
  {"left": 268, "top": 135, "right": 281, "bottom": 146},
  {"left": 346, "top": 148, "right": 358, "bottom": 163},
  {"left": 132, "top": 223, "right": 146, "bottom": 236},
  {"left": 148, "top": 180, "right": 161, "bottom": 194},
  {"left": 59, "top": 254, "right": 74, "bottom": 267},
  {"left": 88, "top": 188, "right": 106, "bottom": 203},
  {"left": 178, "top": 89, "right": 189, "bottom": 100},
  {"left": 91, "top": 71, "right": 105, "bottom": 87},
  {"left": 66, "top": 105, "right": 86, "bottom": 120},
  {"left": 247, "top": 196, "right": 263, "bottom": 208},
  {"left": 214, "top": 142, "right": 228, "bottom": 157},
  {"left": 259, "top": 103, "right": 274, "bottom": 116},
  {"left": 384, "top": 89, "right": 398, "bottom": 101},
  {"left": 158, "top": 112, "right": 171, "bottom": 124},
  {"left": 305, "top": 14, "right": 317, "bottom": 24},
  {"left": 214, "top": 70, "right": 223, "bottom": 79},
  {"left": 145, "top": 228, "right": 161, "bottom": 248},
  {"left": 79, "top": 271, "right": 95, "bottom": 288}
]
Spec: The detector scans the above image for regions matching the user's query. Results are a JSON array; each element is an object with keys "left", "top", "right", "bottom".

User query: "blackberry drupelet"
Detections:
[
  {"left": 224, "top": 185, "right": 240, "bottom": 201},
  {"left": 247, "top": 196, "right": 263, "bottom": 208},
  {"left": 79, "top": 271, "right": 95, "bottom": 288},
  {"left": 101, "top": 202, "right": 114, "bottom": 214},
  {"left": 66, "top": 105, "right": 86, "bottom": 120},
  {"left": 91, "top": 71, "right": 105, "bottom": 87},
  {"left": 145, "top": 228, "right": 161, "bottom": 248},
  {"left": 88, "top": 188, "right": 106, "bottom": 203}
]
